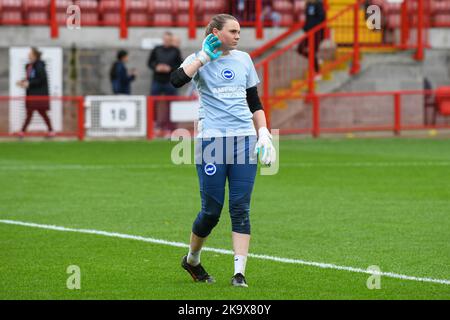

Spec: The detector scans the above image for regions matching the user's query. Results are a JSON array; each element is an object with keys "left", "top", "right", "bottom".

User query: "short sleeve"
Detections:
[{"left": 245, "top": 53, "right": 260, "bottom": 89}]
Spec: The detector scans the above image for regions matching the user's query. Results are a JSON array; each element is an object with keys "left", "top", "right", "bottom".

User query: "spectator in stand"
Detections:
[
  {"left": 296, "top": 0, "right": 326, "bottom": 80},
  {"left": 233, "top": 0, "right": 246, "bottom": 21},
  {"left": 261, "top": 0, "right": 282, "bottom": 27},
  {"left": 16, "top": 47, "right": 54, "bottom": 137},
  {"left": 110, "top": 50, "right": 136, "bottom": 95},
  {"left": 232, "top": 0, "right": 256, "bottom": 22},
  {"left": 148, "top": 31, "right": 183, "bottom": 134}
]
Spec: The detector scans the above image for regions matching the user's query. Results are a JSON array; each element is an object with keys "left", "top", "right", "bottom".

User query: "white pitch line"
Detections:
[
  {"left": 283, "top": 161, "right": 450, "bottom": 167},
  {"left": 1, "top": 219, "right": 449, "bottom": 286},
  {"left": 0, "top": 164, "right": 183, "bottom": 171},
  {"left": 0, "top": 161, "right": 449, "bottom": 171}
]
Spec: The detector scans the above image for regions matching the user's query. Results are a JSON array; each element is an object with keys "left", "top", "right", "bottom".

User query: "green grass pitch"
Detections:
[{"left": 0, "top": 138, "right": 449, "bottom": 299}]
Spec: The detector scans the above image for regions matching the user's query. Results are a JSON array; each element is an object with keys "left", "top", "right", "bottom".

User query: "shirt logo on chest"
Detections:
[{"left": 221, "top": 68, "right": 235, "bottom": 81}]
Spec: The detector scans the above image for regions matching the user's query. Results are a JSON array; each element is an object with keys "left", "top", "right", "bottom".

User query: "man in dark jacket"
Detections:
[
  {"left": 148, "top": 31, "right": 183, "bottom": 133},
  {"left": 17, "top": 47, "right": 54, "bottom": 137},
  {"left": 148, "top": 31, "right": 183, "bottom": 96},
  {"left": 297, "top": 0, "right": 326, "bottom": 76},
  {"left": 110, "top": 50, "right": 136, "bottom": 95}
]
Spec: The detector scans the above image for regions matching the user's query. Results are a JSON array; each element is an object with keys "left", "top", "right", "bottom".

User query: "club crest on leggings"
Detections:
[{"left": 204, "top": 163, "right": 217, "bottom": 176}]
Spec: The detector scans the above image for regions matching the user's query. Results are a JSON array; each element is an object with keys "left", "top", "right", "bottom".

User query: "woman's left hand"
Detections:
[
  {"left": 16, "top": 80, "right": 28, "bottom": 88},
  {"left": 255, "top": 127, "right": 277, "bottom": 166}
]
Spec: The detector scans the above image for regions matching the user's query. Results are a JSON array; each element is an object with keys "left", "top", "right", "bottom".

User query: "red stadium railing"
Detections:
[
  {"left": 127, "top": 88, "right": 438, "bottom": 139},
  {"left": 253, "top": 0, "right": 430, "bottom": 116},
  {"left": 0, "top": 96, "right": 85, "bottom": 140},
  {"left": 146, "top": 95, "right": 199, "bottom": 140},
  {"left": 272, "top": 89, "right": 450, "bottom": 138},
  {"left": 2, "top": 90, "right": 449, "bottom": 140},
  {"left": 143, "top": 89, "right": 450, "bottom": 138}
]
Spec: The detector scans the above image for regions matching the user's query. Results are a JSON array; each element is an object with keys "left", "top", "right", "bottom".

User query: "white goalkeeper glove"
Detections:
[{"left": 254, "top": 127, "right": 276, "bottom": 166}]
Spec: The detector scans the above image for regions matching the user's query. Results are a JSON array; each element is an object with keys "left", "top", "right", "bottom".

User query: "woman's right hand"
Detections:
[
  {"left": 196, "top": 34, "right": 222, "bottom": 66},
  {"left": 16, "top": 79, "right": 28, "bottom": 88}
]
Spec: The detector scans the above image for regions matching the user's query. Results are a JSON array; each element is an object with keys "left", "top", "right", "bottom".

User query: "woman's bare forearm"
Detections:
[
  {"left": 183, "top": 58, "right": 203, "bottom": 78},
  {"left": 253, "top": 110, "right": 267, "bottom": 133}
]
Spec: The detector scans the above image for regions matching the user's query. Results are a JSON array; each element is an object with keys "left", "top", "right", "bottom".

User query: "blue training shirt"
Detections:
[{"left": 181, "top": 50, "right": 260, "bottom": 138}]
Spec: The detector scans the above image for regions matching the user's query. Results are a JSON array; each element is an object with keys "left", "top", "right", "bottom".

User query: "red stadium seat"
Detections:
[
  {"left": 199, "top": 0, "right": 227, "bottom": 12},
  {"left": 149, "top": 0, "right": 173, "bottom": 12},
  {"left": 280, "top": 13, "right": 294, "bottom": 26},
  {"left": 272, "top": 0, "right": 294, "bottom": 27},
  {"left": 439, "top": 101, "right": 450, "bottom": 115},
  {"left": 174, "top": 0, "right": 190, "bottom": 12},
  {"left": 24, "top": 0, "right": 50, "bottom": 25},
  {"left": 173, "top": 0, "right": 190, "bottom": 26},
  {"left": 293, "top": 0, "right": 305, "bottom": 15},
  {"left": 202, "top": 12, "right": 218, "bottom": 24},
  {"left": 293, "top": 0, "right": 305, "bottom": 25},
  {"left": 0, "top": 0, "right": 23, "bottom": 25},
  {"left": 56, "top": 0, "right": 72, "bottom": 9},
  {"left": 436, "top": 87, "right": 450, "bottom": 116},
  {"left": 78, "top": 0, "right": 99, "bottom": 26},
  {"left": 431, "top": 0, "right": 450, "bottom": 13},
  {"left": 100, "top": 0, "right": 120, "bottom": 25},
  {"left": 128, "top": 0, "right": 149, "bottom": 27},
  {"left": 431, "top": 0, "right": 450, "bottom": 27},
  {"left": 198, "top": 0, "right": 227, "bottom": 24},
  {"left": 149, "top": 0, "right": 174, "bottom": 26},
  {"left": 386, "top": 13, "right": 400, "bottom": 29},
  {"left": 24, "top": 0, "right": 49, "bottom": 9},
  {"left": 56, "top": 0, "right": 74, "bottom": 24},
  {"left": 153, "top": 14, "right": 173, "bottom": 25},
  {"left": 384, "top": 1, "right": 402, "bottom": 14},
  {"left": 273, "top": 0, "right": 294, "bottom": 12},
  {"left": 369, "top": 0, "right": 386, "bottom": 8},
  {"left": 433, "top": 14, "right": 450, "bottom": 27}
]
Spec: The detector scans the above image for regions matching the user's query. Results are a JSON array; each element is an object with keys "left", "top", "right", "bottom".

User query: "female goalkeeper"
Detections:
[{"left": 170, "top": 14, "right": 276, "bottom": 287}]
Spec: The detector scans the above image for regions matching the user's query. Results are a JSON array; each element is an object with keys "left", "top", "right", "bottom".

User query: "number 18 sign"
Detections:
[{"left": 100, "top": 101, "right": 137, "bottom": 128}]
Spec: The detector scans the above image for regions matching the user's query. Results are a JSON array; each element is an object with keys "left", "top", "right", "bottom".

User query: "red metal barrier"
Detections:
[
  {"left": 77, "top": 96, "right": 85, "bottom": 140},
  {"left": 394, "top": 92, "right": 401, "bottom": 136},
  {"left": 0, "top": 91, "right": 449, "bottom": 141},
  {"left": 141, "top": 90, "right": 450, "bottom": 140},
  {"left": 50, "top": 0, "right": 58, "bottom": 38},
  {"left": 255, "top": 2, "right": 359, "bottom": 110},
  {"left": 312, "top": 94, "right": 320, "bottom": 138},
  {"left": 255, "top": 0, "right": 263, "bottom": 39},
  {"left": 0, "top": 96, "right": 85, "bottom": 140},
  {"left": 262, "top": 61, "right": 271, "bottom": 128},
  {"left": 120, "top": 0, "right": 127, "bottom": 39},
  {"left": 146, "top": 96, "right": 155, "bottom": 140},
  {"left": 146, "top": 95, "right": 198, "bottom": 139},
  {"left": 350, "top": 2, "right": 360, "bottom": 75},
  {"left": 253, "top": 0, "right": 430, "bottom": 116},
  {"left": 415, "top": 0, "right": 425, "bottom": 61},
  {"left": 269, "top": 90, "right": 450, "bottom": 138},
  {"left": 188, "top": 0, "right": 196, "bottom": 39},
  {"left": 249, "top": 22, "right": 304, "bottom": 60}
]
